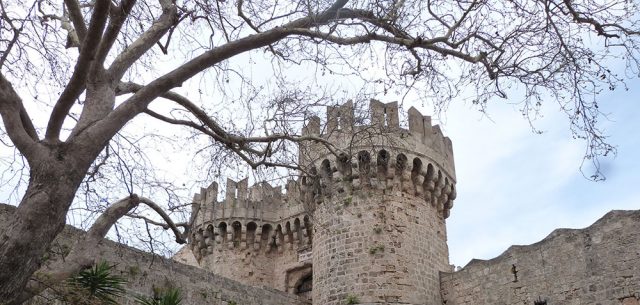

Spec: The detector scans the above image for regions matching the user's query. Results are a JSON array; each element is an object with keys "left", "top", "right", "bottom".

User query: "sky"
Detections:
[
  {"left": 1, "top": 9, "right": 639, "bottom": 269},
  {"left": 438, "top": 77, "right": 640, "bottom": 267},
  {"left": 2, "top": 58, "right": 640, "bottom": 267}
]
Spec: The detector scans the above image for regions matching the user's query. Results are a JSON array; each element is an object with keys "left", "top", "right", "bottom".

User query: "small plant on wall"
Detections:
[
  {"left": 369, "top": 244, "right": 385, "bottom": 255},
  {"left": 135, "top": 287, "right": 183, "bottom": 305},
  {"left": 345, "top": 294, "right": 359, "bottom": 304},
  {"left": 66, "top": 260, "right": 127, "bottom": 305}
]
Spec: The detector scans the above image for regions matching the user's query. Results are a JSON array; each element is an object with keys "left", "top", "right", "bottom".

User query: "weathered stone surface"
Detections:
[
  {"left": 187, "top": 101, "right": 457, "bottom": 303},
  {"left": 6, "top": 100, "right": 639, "bottom": 305},
  {"left": 0, "top": 204, "right": 309, "bottom": 305},
  {"left": 440, "top": 210, "right": 640, "bottom": 305}
]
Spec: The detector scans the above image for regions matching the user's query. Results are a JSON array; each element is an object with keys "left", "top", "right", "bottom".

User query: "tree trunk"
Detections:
[{"left": 0, "top": 150, "right": 88, "bottom": 304}]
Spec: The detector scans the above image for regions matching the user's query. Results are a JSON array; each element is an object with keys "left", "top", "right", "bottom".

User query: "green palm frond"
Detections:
[
  {"left": 68, "top": 260, "right": 127, "bottom": 305},
  {"left": 135, "top": 287, "right": 182, "bottom": 305}
]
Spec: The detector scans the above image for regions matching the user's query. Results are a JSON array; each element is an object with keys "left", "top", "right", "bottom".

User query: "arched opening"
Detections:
[
  {"left": 285, "top": 221, "right": 293, "bottom": 247},
  {"left": 232, "top": 221, "right": 242, "bottom": 247},
  {"left": 358, "top": 151, "right": 371, "bottom": 174},
  {"left": 246, "top": 222, "right": 257, "bottom": 247},
  {"left": 295, "top": 273, "right": 313, "bottom": 301},
  {"left": 276, "top": 224, "right": 284, "bottom": 249},
  {"left": 303, "top": 215, "right": 313, "bottom": 244},
  {"left": 321, "top": 159, "right": 332, "bottom": 178},
  {"left": 337, "top": 153, "right": 352, "bottom": 176},
  {"left": 377, "top": 150, "right": 390, "bottom": 177},
  {"left": 261, "top": 224, "right": 273, "bottom": 249},
  {"left": 294, "top": 218, "right": 301, "bottom": 246},
  {"left": 205, "top": 224, "right": 214, "bottom": 247},
  {"left": 412, "top": 158, "right": 422, "bottom": 181},
  {"left": 396, "top": 153, "right": 407, "bottom": 171},
  {"left": 217, "top": 222, "right": 228, "bottom": 244}
]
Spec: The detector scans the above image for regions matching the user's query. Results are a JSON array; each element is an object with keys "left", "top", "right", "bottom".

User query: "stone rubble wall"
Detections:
[
  {"left": 440, "top": 210, "right": 640, "bottom": 305},
  {"left": 0, "top": 204, "right": 309, "bottom": 305}
]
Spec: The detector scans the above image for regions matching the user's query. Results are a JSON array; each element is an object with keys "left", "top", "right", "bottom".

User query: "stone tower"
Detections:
[
  {"left": 188, "top": 100, "right": 456, "bottom": 304},
  {"left": 189, "top": 178, "right": 313, "bottom": 294},
  {"left": 299, "top": 100, "right": 456, "bottom": 305}
]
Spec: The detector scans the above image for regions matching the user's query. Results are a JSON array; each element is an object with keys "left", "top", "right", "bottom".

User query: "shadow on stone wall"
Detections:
[{"left": 0, "top": 204, "right": 310, "bottom": 305}]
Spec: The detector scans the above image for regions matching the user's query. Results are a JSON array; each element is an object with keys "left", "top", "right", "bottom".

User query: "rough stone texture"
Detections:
[
  {"left": 189, "top": 178, "right": 313, "bottom": 291},
  {"left": 313, "top": 190, "right": 450, "bottom": 305},
  {"left": 440, "top": 210, "right": 640, "bottom": 305},
  {"left": 0, "top": 204, "right": 309, "bottom": 305},
  {"left": 7, "top": 100, "right": 639, "bottom": 305},
  {"left": 187, "top": 100, "right": 457, "bottom": 303},
  {"left": 301, "top": 100, "right": 456, "bottom": 304}
]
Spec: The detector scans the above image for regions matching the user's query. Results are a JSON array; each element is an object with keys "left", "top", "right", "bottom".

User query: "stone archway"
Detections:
[
  {"left": 295, "top": 273, "right": 312, "bottom": 301},
  {"left": 286, "top": 265, "right": 312, "bottom": 302}
]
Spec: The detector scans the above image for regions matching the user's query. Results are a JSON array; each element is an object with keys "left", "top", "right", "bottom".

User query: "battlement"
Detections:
[
  {"left": 190, "top": 178, "right": 310, "bottom": 261},
  {"left": 301, "top": 147, "right": 456, "bottom": 219},
  {"left": 300, "top": 100, "right": 455, "bottom": 179}
]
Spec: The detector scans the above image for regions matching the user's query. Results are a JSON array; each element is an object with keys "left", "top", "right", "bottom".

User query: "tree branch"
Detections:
[
  {"left": 138, "top": 196, "right": 189, "bottom": 243},
  {"left": 45, "top": 0, "right": 112, "bottom": 141},
  {"left": 0, "top": 73, "right": 40, "bottom": 160},
  {"left": 117, "top": 82, "right": 340, "bottom": 162},
  {"left": 107, "top": 0, "right": 177, "bottom": 80},
  {"left": 63, "top": 0, "right": 88, "bottom": 43},
  {"left": 561, "top": 0, "right": 620, "bottom": 38},
  {"left": 127, "top": 214, "right": 188, "bottom": 230},
  {"left": 94, "top": 0, "right": 138, "bottom": 67},
  {"left": 13, "top": 194, "right": 191, "bottom": 304},
  {"left": 12, "top": 196, "right": 139, "bottom": 305},
  {"left": 287, "top": 28, "right": 496, "bottom": 77}
]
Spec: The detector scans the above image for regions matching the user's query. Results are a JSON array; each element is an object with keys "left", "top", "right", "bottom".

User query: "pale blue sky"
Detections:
[
  {"left": 1, "top": 42, "right": 638, "bottom": 266},
  {"left": 441, "top": 77, "right": 640, "bottom": 267}
]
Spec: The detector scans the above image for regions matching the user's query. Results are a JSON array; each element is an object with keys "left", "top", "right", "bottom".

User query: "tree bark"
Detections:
[{"left": 0, "top": 151, "right": 89, "bottom": 304}]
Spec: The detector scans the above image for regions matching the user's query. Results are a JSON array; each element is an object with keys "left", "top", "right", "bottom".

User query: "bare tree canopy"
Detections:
[{"left": 1, "top": 0, "right": 639, "bottom": 303}]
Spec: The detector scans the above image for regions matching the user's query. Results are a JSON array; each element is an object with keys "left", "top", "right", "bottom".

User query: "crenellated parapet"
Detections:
[
  {"left": 300, "top": 100, "right": 454, "bottom": 177},
  {"left": 187, "top": 100, "right": 457, "bottom": 301},
  {"left": 299, "top": 100, "right": 456, "bottom": 218},
  {"left": 189, "top": 178, "right": 311, "bottom": 261},
  {"left": 300, "top": 148, "right": 456, "bottom": 219}
]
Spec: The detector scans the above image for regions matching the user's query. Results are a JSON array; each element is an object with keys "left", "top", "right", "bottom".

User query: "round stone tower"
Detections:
[
  {"left": 189, "top": 179, "right": 313, "bottom": 294},
  {"left": 299, "top": 100, "right": 456, "bottom": 305}
]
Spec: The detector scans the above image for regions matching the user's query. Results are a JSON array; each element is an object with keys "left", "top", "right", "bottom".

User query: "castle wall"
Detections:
[
  {"left": 440, "top": 210, "right": 640, "bottom": 305},
  {"left": 197, "top": 215, "right": 312, "bottom": 291},
  {"left": 301, "top": 100, "right": 457, "bottom": 305},
  {"left": 189, "top": 178, "right": 312, "bottom": 290},
  {"left": 313, "top": 189, "right": 451, "bottom": 305},
  {"left": 0, "top": 204, "right": 309, "bottom": 305}
]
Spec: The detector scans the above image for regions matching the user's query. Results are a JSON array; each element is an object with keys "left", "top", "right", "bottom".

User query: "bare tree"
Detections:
[{"left": 1, "top": 0, "right": 639, "bottom": 303}]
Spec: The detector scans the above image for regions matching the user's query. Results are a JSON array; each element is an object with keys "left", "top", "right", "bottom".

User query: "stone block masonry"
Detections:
[
  {"left": 302, "top": 100, "right": 456, "bottom": 304},
  {"left": 0, "top": 204, "right": 309, "bottom": 305},
  {"left": 6, "top": 99, "right": 640, "bottom": 305},
  {"left": 440, "top": 210, "right": 640, "bottom": 305}
]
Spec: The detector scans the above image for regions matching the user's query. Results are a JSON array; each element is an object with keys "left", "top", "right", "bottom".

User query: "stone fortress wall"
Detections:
[
  {"left": 5, "top": 99, "right": 639, "bottom": 305},
  {"left": 189, "top": 178, "right": 312, "bottom": 294},
  {"left": 187, "top": 100, "right": 459, "bottom": 304},
  {"left": 299, "top": 100, "right": 457, "bottom": 304},
  {"left": 186, "top": 100, "right": 640, "bottom": 305},
  {"left": 0, "top": 204, "right": 309, "bottom": 305},
  {"left": 440, "top": 210, "right": 640, "bottom": 305}
]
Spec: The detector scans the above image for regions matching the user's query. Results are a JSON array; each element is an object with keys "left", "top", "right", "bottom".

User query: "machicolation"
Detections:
[
  {"left": 188, "top": 100, "right": 458, "bottom": 304},
  {"left": 5, "top": 100, "right": 639, "bottom": 305},
  {"left": 176, "top": 100, "right": 640, "bottom": 305}
]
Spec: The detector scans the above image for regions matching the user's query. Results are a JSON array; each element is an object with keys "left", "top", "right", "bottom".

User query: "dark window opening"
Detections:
[{"left": 296, "top": 274, "right": 312, "bottom": 301}]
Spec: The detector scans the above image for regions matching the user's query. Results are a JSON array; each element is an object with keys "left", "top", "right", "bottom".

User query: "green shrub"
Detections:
[
  {"left": 135, "top": 287, "right": 182, "bottom": 305},
  {"left": 68, "top": 260, "right": 127, "bottom": 305},
  {"left": 345, "top": 294, "right": 359, "bottom": 304}
]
